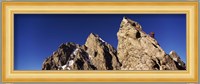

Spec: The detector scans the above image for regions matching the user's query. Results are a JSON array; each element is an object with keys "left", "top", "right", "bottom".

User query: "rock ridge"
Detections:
[{"left": 42, "top": 17, "right": 186, "bottom": 70}]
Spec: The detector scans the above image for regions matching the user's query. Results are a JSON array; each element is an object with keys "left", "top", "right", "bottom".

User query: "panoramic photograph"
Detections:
[{"left": 14, "top": 14, "right": 186, "bottom": 70}]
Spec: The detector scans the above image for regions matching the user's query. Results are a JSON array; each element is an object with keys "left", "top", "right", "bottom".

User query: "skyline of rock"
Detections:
[{"left": 42, "top": 17, "right": 186, "bottom": 70}]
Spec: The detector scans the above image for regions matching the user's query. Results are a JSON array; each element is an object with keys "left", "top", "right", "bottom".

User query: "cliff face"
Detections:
[
  {"left": 117, "top": 17, "right": 185, "bottom": 70},
  {"left": 85, "top": 33, "right": 121, "bottom": 70},
  {"left": 42, "top": 17, "right": 186, "bottom": 70}
]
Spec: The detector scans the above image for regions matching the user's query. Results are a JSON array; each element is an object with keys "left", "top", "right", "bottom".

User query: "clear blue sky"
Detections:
[{"left": 14, "top": 14, "right": 186, "bottom": 70}]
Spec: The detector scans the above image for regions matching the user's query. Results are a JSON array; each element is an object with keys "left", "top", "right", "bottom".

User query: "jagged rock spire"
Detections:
[
  {"left": 121, "top": 16, "right": 142, "bottom": 31},
  {"left": 85, "top": 33, "right": 121, "bottom": 70},
  {"left": 117, "top": 17, "right": 185, "bottom": 70}
]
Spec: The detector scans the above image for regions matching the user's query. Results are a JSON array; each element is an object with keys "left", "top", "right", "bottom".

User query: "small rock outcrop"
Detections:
[
  {"left": 169, "top": 51, "right": 186, "bottom": 70},
  {"left": 42, "top": 16, "right": 186, "bottom": 70}
]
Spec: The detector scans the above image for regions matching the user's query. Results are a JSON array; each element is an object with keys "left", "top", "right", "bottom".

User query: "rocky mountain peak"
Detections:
[
  {"left": 117, "top": 17, "right": 185, "bottom": 70},
  {"left": 88, "top": 33, "right": 98, "bottom": 37},
  {"left": 42, "top": 32, "right": 121, "bottom": 70},
  {"left": 86, "top": 33, "right": 106, "bottom": 45},
  {"left": 85, "top": 33, "right": 121, "bottom": 70},
  {"left": 120, "top": 16, "right": 142, "bottom": 31},
  {"left": 42, "top": 17, "right": 185, "bottom": 71}
]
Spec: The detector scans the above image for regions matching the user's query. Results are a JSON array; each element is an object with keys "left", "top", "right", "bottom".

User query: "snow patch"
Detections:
[
  {"left": 169, "top": 51, "right": 173, "bottom": 55},
  {"left": 61, "top": 65, "right": 67, "bottom": 70},
  {"left": 66, "top": 67, "right": 70, "bottom": 70},
  {"left": 68, "top": 60, "right": 74, "bottom": 66},
  {"left": 169, "top": 51, "right": 175, "bottom": 55},
  {"left": 73, "top": 48, "right": 79, "bottom": 55},
  {"left": 122, "top": 18, "right": 128, "bottom": 23},
  {"left": 99, "top": 37, "right": 105, "bottom": 42},
  {"left": 58, "top": 60, "right": 74, "bottom": 70}
]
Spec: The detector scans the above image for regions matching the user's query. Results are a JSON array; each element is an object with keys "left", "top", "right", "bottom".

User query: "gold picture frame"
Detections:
[{"left": 2, "top": 2, "right": 198, "bottom": 82}]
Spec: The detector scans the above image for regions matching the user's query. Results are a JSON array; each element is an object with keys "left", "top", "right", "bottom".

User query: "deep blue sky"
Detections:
[{"left": 14, "top": 14, "right": 186, "bottom": 70}]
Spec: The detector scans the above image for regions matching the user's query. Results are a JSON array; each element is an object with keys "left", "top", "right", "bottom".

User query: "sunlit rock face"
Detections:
[
  {"left": 85, "top": 33, "right": 121, "bottom": 70},
  {"left": 117, "top": 17, "right": 185, "bottom": 70},
  {"left": 42, "top": 33, "right": 121, "bottom": 70},
  {"left": 42, "top": 17, "right": 185, "bottom": 70}
]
